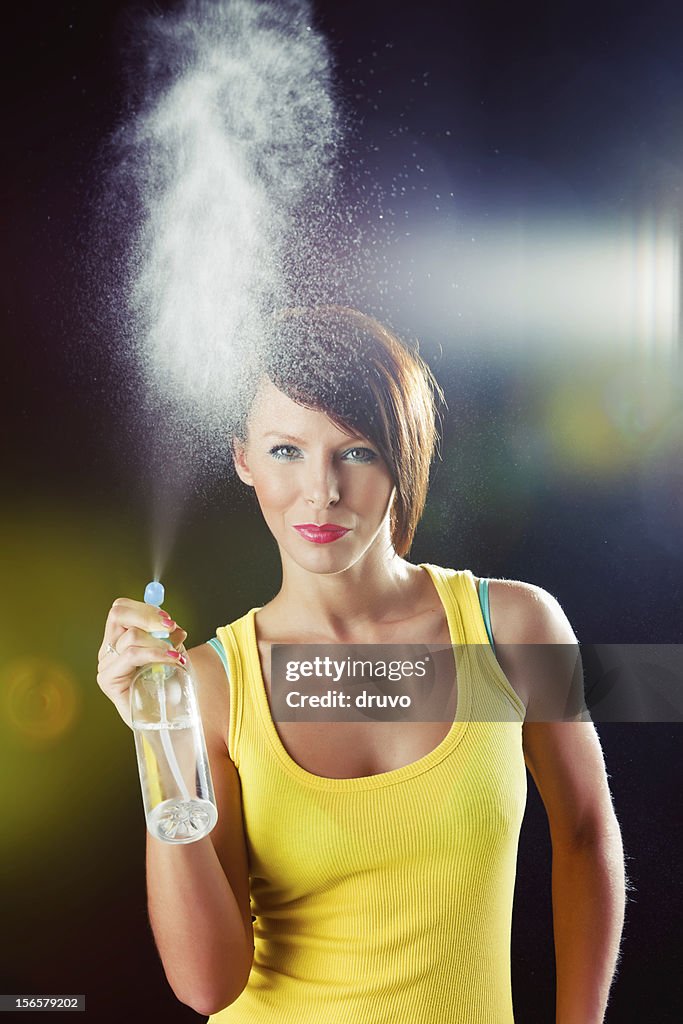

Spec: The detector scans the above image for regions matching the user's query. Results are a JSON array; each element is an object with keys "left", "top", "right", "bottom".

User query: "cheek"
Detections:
[
  {"left": 345, "top": 468, "right": 394, "bottom": 512},
  {"left": 251, "top": 469, "right": 296, "bottom": 512}
]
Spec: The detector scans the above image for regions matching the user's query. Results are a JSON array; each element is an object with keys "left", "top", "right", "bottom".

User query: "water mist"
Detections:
[{"left": 105, "top": 0, "right": 341, "bottom": 579}]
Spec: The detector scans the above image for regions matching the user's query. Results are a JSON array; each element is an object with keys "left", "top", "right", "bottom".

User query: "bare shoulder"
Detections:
[
  {"left": 185, "top": 642, "right": 231, "bottom": 753},
  {"left": 476, "top": 580, "right": 615, "bottom": 843},
  {"left": 483, "top": 576, "right": 578, "bottom": 645},
  {"left": 474, "top": 576, "right": 580, "bottom": 714}
]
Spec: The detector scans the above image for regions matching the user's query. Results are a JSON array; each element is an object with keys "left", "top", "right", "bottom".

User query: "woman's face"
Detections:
[{"left": 233, "top": 379, "right": 396, "bottom": 575}]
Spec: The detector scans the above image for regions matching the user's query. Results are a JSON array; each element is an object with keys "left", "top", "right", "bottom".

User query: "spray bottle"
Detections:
[{"left": 130, "top": 581, "right": 218, "bottom": 843}]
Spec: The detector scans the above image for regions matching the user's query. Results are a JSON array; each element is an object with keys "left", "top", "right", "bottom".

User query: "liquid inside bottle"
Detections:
[{"left": 131, "top": 661, "right": 218, "bottom": 844}]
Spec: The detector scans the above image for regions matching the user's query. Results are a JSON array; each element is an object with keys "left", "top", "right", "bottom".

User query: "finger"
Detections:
[
  {"left": 108, "top": 598, "right": 178, "bottom": 636},
  {"left": 102, "top": 626, "right": 168, "bottom": 661},
  {"left": 116, "top": 643, "right": 187, "bottom": 677},
  {"left": 101, "top": 598, "right": 178, "bottom": 653},
  {"left": 99, "top": 618, "right": 127, "bottom": 661},
  {"left": 98, "top": 623, "right": 178, "bottom": 666},
  {"left": 98, "top": 642, "right": 185, "bottom": 691},
  {"left": 169, "top": 627, "right": 188, "bottom": 648}
]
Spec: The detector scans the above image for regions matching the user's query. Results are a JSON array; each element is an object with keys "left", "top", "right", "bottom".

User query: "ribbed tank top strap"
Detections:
[
  {"left": 420, "top": 564, "right": 491, "bottom": 645},
  {"left": 215, "top": 613, "right": 257, "bottom": 768},
  {"left": 421, "top": 564, "right": 526, "bottom": 722}
]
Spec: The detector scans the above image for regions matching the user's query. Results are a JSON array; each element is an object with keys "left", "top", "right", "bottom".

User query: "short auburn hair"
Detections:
[{"left": 236, "top": 306, "right": 444, "bottom": 557}]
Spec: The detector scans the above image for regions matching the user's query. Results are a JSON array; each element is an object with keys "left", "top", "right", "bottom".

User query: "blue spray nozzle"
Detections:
[
  {"left": 144, "top": 580, "right": 169, "bottom": 639},
  {"left": 144, "top": 580, "right": 165, "bottom": 607}
]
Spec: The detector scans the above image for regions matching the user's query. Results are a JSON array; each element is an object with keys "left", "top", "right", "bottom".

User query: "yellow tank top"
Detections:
[{"left": 209, "top": 565, "right": 527, "bottom": 1024}]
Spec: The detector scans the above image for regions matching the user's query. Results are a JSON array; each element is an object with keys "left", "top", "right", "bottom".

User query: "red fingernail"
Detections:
[
  {"left": 166, "top": 649, "right": 180, "bottom": 659},
  {"left": 159, "top": 611, "right": 173, "bottom": 622},
  {"left": 179, "top": 655, "right": 187, "bottom": 666}
]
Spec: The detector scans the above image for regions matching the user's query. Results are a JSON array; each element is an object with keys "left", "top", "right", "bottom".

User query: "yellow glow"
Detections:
[{"left": 1, "top": 657, "right": 81, "bottom": 745}]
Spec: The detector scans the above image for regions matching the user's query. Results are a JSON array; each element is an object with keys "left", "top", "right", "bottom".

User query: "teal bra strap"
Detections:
[
  {"left": 478, "top": 578, "right": 496, "bottom": 652},
  {"left": 207, "top": 635, "right": 230, "bottom": 676}
]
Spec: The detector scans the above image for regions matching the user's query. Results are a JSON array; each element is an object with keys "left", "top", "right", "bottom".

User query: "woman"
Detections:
[{"left": 97, "top": 306, "right": 626, "bottom": 1023}]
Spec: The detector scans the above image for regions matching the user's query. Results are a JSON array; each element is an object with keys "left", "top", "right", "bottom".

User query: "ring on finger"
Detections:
[{"left": 106, "top": 641, "right": 120, "bottom": 657}]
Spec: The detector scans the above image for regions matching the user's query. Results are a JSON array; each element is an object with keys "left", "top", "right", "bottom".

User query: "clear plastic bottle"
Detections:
[{"left": 131, "top": 581, "right": 218, "bottom": 844}]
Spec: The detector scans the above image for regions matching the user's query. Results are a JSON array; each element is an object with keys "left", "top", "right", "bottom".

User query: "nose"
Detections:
[{"left": 305, "top": 456, "right": 340, "bottom": 509}]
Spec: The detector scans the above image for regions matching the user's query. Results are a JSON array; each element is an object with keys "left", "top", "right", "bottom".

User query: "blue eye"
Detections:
[
  {"left": 268, "top": 444, "right": 301, "bottom": 460},
  {"left": 343, "top": 447, "right": 377, "bottom": 463},
  {"left": 267, "top": 444, "right": 377, "bottom": 463}
]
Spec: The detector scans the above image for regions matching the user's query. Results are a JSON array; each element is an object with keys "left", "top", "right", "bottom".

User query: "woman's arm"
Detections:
[
  {"left": 97, "top": 601, "right": 254, "bottom": 1014},
  {"left": 145, "top": 644, "right": 254, "bottom": 1016},
  {"left": 547, "top": 801, "right": 625, "bottom": 1024},
  {"left": 523, "top": 715, "right": 626, "bottom": 1024},
  {"left": 489, "top": 580, "right": 627, "bottom": 1024},
  {"left": 146, "top": 830, "right": 252, "bottom": 1014}
]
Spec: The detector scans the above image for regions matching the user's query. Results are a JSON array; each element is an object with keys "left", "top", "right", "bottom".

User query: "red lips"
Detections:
[{"left": 293, "top": 523, "right": 351, "bottom": 544}]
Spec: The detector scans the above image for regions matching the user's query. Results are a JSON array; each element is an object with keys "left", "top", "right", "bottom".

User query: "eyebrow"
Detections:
[{"left": 261, "top": 431, "right": 370, "bottom": 445}]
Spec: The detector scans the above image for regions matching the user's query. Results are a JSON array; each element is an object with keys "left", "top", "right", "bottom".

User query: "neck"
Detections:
[{"left": 272, "top": 531, "right": 421, "bottom": 640}]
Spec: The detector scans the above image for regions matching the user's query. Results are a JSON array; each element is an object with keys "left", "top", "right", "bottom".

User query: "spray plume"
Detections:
[{"left": 102, "top": 0, "right": 342, "bottom": 575}]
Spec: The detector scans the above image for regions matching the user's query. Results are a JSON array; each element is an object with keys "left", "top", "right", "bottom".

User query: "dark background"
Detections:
[{"left": 2, "top": 1, "right": 682, "bottom": 1021}]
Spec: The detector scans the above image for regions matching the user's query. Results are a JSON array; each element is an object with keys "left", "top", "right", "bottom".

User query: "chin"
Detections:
[
  {"left": 284, "top": 539, "right": 367, "bottom": 576},
  {"left": 297, "top": 551, "right": 357, "bottom": 575}
]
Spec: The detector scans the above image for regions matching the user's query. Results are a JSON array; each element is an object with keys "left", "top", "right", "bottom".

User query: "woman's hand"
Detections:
[{"left": 97, "top": 598, "right": 188, "bottom": 728}]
